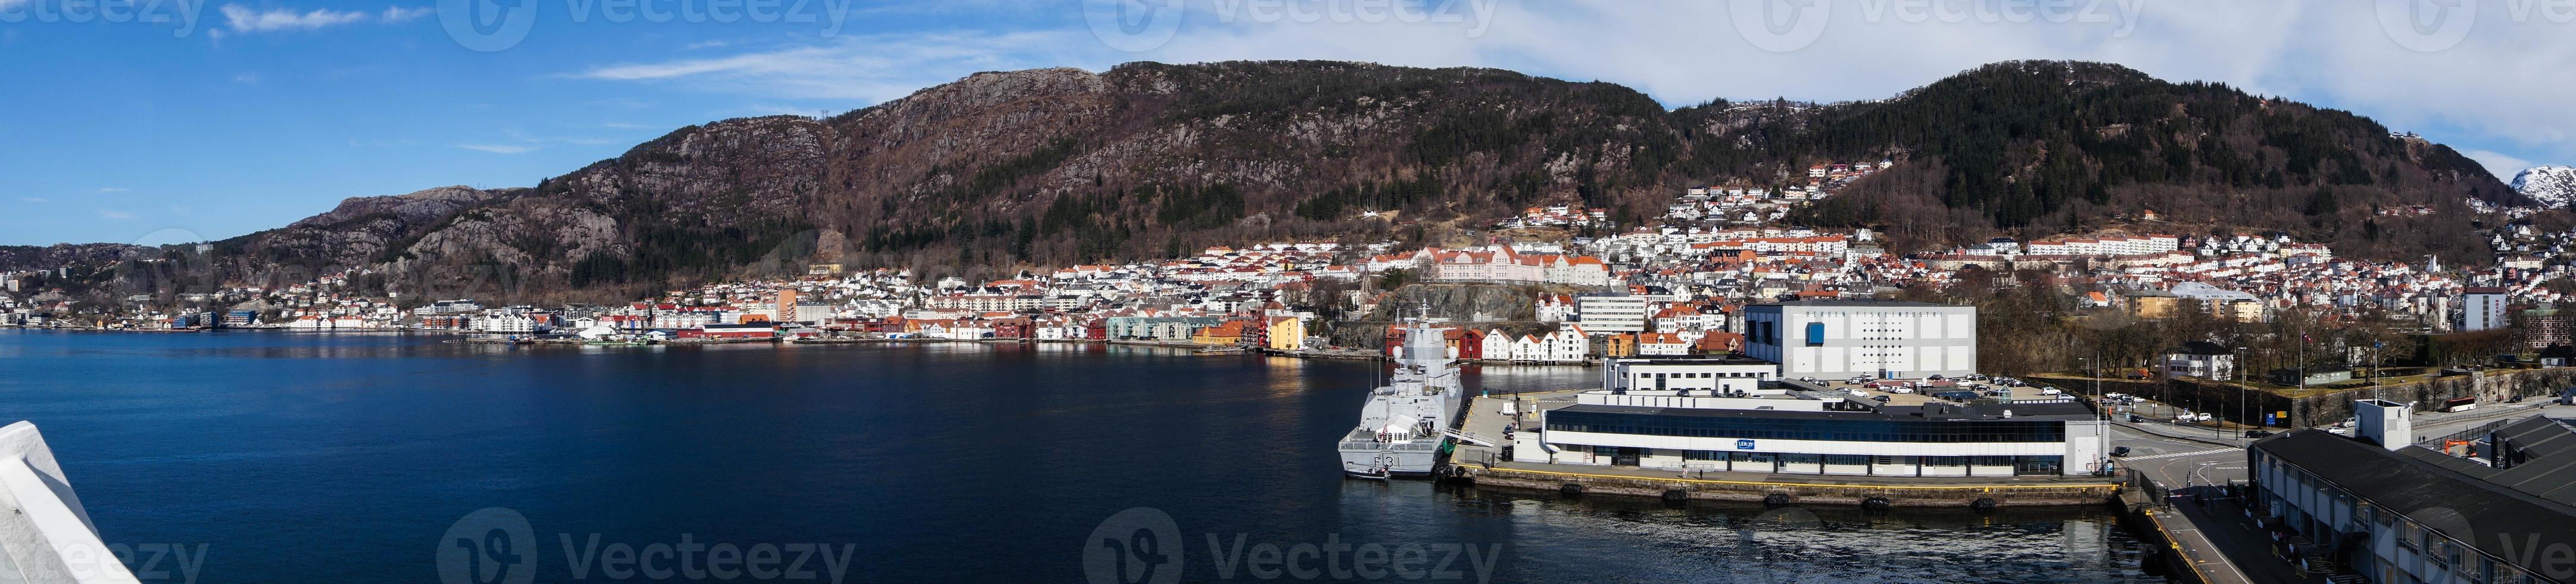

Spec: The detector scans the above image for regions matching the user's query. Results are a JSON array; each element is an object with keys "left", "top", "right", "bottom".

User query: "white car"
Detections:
[
  {"left": 1888, "top": 386, "right": 1916, "bottom": 394},
  {"left": 2039, "top": 387, "right": 2063, "bottom": 396}
]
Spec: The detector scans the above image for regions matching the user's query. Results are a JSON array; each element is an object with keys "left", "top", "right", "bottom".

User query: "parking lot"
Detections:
[{"left": 1786, "top": 374, "right": 2077, "bottom": 407}]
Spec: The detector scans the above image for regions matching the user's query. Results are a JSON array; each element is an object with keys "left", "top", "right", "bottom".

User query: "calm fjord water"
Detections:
[{"left": 0, "top": 330, "right": 2169, "bottom": 583}]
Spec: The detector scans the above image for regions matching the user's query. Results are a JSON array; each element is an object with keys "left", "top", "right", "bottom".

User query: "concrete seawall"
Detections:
[{"left": 1455, "top": 464, "right": 2122, "bottom": 507}]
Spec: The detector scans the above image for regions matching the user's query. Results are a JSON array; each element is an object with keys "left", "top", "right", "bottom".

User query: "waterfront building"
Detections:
[
  {"left": 1264, "top": 316, "right": 1305, "bottom": 352},
  {"left": 1742, "top": 300, "right": 1975, "bottom": 380},
  {"left": 1521, "top": 389, "right": 2107, "bottom": 477},
  {"left": 2249, "top": 407, "right": 2576, "bottom": 584}
]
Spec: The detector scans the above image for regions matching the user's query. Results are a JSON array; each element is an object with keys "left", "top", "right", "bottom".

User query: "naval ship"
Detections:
[{"left": 1337, "top": 314, "right": 1467, "bottom": 478}]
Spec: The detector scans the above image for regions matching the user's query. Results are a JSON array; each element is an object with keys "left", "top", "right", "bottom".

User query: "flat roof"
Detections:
[
  {"left": 1607, "top": 356, "right": 1779, "bottom": 366},
  {"left": 1554, "top": 400, "right": 2095, "bottom": 423},
  {"left": 2255, "top": 430, "right": 2576, "bottom": 576}
]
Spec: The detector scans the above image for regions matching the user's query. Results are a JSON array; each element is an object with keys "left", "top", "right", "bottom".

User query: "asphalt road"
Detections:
[{"left": 2109, "top": 424, "right": 2248, "bottom": 487}]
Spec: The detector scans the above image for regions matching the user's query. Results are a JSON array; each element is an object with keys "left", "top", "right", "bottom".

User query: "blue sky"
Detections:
[{"left": 5, "top": 0, "right": 2572, "bottom": 247}]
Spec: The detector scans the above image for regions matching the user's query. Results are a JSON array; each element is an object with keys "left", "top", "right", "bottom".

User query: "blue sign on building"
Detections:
[
  {"left": 1735, "top": 439, "right": 1756, "bottom": 450},
  {"left": 2265, "top": 412, "right": 2277, "bottom": 425}
]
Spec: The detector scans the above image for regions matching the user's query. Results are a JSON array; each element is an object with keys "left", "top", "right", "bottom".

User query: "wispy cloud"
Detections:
[
  {"left": 379, "top": 6, "right": 432, "bottom": 22},
  {"left": 217, "top": 4, "right": 431, "bottom": 34},
  {"left": 98, "top": 209, "right": 136, "bottom": 220},
  {"left": 2465, "top": 150, "right": 2537, "bottom": 181},
  {"left": 456, "top": 144, "right": 535, "bottom": 154},
  {"left": 569, "top": 30, "right": 1100, "bottom": 102}
]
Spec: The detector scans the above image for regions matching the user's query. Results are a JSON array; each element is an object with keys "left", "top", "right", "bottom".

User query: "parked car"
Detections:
[
  {"left": 2039, "top": 387, "right": 2064, "bottom": 396},
  {"left": 1887, "top": 386, "right": 1916, "bottom": 394},
  {"left": 2127, "top": 414, "right": 2147, "bottom": 423},
  {"left": 2243, "top": 430, "right": 2275, "bottom": 439},
  {"left": 2110, "top": 446, "right": 2132, "bottom": 457},
  {"left": 1870, "top": 395, "right": 1892, "bottom": 402}
]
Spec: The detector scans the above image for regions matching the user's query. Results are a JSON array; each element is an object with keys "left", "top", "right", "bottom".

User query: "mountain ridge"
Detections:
[
  {"left": 11, "top": 59, "right": 2530, "bottom": 303},
  {"left": 2513, "top": 165, "right": 2576, "bottom": 209}
]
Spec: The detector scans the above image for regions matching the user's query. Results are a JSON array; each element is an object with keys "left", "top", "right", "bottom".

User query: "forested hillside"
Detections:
[{"left": 26, "top": 60, "right": 2529, "bottom": 303}]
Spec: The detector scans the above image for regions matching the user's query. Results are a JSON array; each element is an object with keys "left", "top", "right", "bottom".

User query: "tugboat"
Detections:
[{"left": 1336, "top": 307, "right": 1465, "bottom": 478}]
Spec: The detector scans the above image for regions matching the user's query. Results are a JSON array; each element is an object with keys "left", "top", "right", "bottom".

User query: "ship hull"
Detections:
[{"left": 1339, "top": 431, "right": 1444, "bottom": 477}]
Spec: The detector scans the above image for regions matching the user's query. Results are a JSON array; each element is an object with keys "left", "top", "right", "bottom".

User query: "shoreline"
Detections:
[{"left": 0, "top": 327, "right": 1610, "bottom": 368}]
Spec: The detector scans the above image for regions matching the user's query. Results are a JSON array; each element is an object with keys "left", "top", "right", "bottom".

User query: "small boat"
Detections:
[{"left": 1346, "top": 465, "right": 1392, "bottom": 480}]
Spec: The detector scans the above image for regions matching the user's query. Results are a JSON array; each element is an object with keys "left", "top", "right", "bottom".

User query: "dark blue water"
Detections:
[{"left": 0, "top": 330, "right": 2170, "bottom": 583}]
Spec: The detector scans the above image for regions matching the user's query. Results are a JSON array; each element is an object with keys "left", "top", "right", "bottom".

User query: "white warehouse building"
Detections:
[
  {"left": 1519, "top": 391, "right": 2107, "bottom": 477},
  {"left": 1743, "top": 300, "right": 1976, "bottom": 380},
  {"left": 1600, "top": 357, "right": 1782, "bottom": 396}
]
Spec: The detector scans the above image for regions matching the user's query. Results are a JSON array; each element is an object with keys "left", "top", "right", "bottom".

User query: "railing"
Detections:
[
  {"left": 2426, "top": 418, "right": 2513, "bottom": 446},
  {"left": 1339, "top": 440, "right": 1439, "bottom": 452},
  {"left": 2128, "top": 469, "right": 2175, "bottom": 507},
  {"left": 0, "top": 421, "right": 143, "bottom": 583}
]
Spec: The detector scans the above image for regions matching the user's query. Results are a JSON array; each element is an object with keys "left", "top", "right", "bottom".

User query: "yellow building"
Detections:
[
  {"left": 2129, "top": 294, "right": 2179, "bottom": 319},
  {"left": 1191, "top": 320, "right": 1250, "bottom": 346},
  {"left": 1265, "top": 316, "right": 1306, "bottom": 352},
  {"left": 2216, "top": 299, "right": 2265, "bottom": 322},
  {"left": 1595, "top": 333, "right": 1637, "bottom": 358}
]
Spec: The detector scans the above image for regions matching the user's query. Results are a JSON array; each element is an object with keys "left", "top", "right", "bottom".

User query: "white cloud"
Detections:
[
  {"left": 379, "top": 6, "right": 432, "bottom": 22},
  {"left": 570, "top": 30, "right": 1099, "bottom": 102},
  {"left": 220, "top": 5, "right": 371, "bottom": 33},
  {"left": 455, "top": 144, "right": 535, "bottom": 154},
  {"left": 2465, "top": 150, "right": 2537, "bottom": 180},
  {"left": 97, "top": 209, "right": 136, "bottom": 220},
  {"left": 219, "top": 4, "right": 432, "bottom": 34}
]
